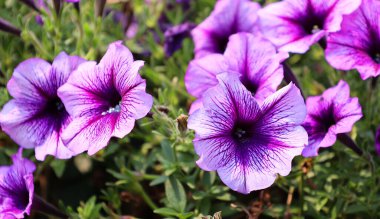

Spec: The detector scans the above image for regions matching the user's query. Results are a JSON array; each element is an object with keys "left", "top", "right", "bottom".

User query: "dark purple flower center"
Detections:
[
  {"left": 108, "top": 91, "right": 122, "bottom": 108},
  {"left": 232, "top": 122, "right": 253, "bottom": 143},
  {"left": 44, "top": 96, "right": 69, "bottom": 131},
  {"left": 99, "top": 87, "right": 122, "bottom": 115},
  {"left": 298, "top": 3, "right": 327, "bottom": 35},
  {"left": 369, "top": 50, "right": 380, "bottom": 64},
  {"left": 300, "top": 17, "right": 324, "bottom": 35},
  {"left": 215, "top": 35, "right": 230, "bottom": 54},
  {"left": 241, "top": 77, "right": 258, "bottom": 95},
  {"left": 312, "top": 104, "right": 337, "bottom": 132},
  {"left": 213, "top": 24, "right": 238, "bottom": 54},
  {"left": 0, "top": 168, "right": 30, "bottom": 211}
]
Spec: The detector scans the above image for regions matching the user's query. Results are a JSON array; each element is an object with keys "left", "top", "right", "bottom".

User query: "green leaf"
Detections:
[
  {"left": 161, "top": 140, "right": 176, "bottom": 162},
  {"left": 345, "top": 204, "right": 368, "bottom": 214},
  {"left": 154, "top": 207, "right": 178, "bottom": 216},
  {"left": 165, "top": 176, "right": 187, "bottom": 212},
  {"left": 77, "top": 196, "right": 102, "bottom": 219},
  {"left": 50, "top": 159, "right": 66, "bottom": 178},
  {"left": 150, "top": 175, "right": 168, "bottom": 186}
]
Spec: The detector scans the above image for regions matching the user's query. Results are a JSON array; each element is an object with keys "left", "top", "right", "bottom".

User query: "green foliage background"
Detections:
[{"left": 0, "top": 0, "right": 379, "bottom": 218}]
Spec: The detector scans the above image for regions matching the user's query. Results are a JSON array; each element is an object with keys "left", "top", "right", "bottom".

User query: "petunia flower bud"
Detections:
[{"left": 176, "top": 114, "right": 188, "bottom": 134}]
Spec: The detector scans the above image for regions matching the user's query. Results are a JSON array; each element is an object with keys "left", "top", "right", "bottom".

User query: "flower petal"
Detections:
[
  {"left": 114, "top": 60, "right": 146, "bottom": 96},
  {"left": 62, "top": 114, "right": 118, "bottom": 156},
  {"left": 376, "top": 126, "right": 380, "bottom": 156},
  {"left": 51, "top": 52, "right": 85, "bottom": 87},
  {"left": 58, "top": 61, "right": 107, "bottom": 118},
  {"left": 192, "top": 0, "right": 260, "bottom": 58},
  {"left": 322, "top": 80, "right": 350, "bottom": 102},
  {"left": 188, "top": 98, "right": 203, "bottom": 115},
  {"left": 7, "top": 58, "right": 51, "bottom": 100},
  {"left": 0, "top": 100, "right": 51, "bottom": 148},
  {"left": 99, "top": 41, "right": 133, "bottom": 72},
  {"left": 325, "top": 0, "right": 380, "bottom": 79},
  {"left": 224, "top": 33, "right": 287, "bottom": 103},
  {"left": 34, "top": 129, "right": 73, "bottom": 161},
  {"left": 260, "top": 83, "right": 307, "bottom": 125},
  {"left": 185, "top": 54, "right": 228, "bottom": 98}
]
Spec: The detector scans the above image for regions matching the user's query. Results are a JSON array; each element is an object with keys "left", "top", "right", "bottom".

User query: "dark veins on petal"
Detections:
[{"left": 0, "top": 167, "right": 29, "bottom": 211}]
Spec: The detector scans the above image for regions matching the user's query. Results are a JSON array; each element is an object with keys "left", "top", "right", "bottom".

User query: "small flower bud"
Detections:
[{"left": 176, "top": 114, "right": 188, "bottom": 134}]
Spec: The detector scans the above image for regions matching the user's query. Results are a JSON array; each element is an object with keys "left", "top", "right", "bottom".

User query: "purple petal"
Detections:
[
  {"left": 57, "top": 61, "right": 104, "bottom": 118},
  {"left": 0, "top": 99, "right": 53, "bottom": 148},
  {"left": 6, "top": 58, "right": 51, "bottom": 100},
  {"left": 188, "top": 74, "right": 307, "bottom": 193},
  {"left": 99, "top": 41, "right": 134, "bottom": 73},
  {"left": 322, "top": 80, "right": 350, "bottom": 102},
  {"left": 259, "top": 0, "right": 361, "bottom": 53},
  {"left": 192, "top": 0, "right": 261, "bottom": 58},
  {"left": 326, "top": 0, "right": 380, "bottom": 80},
  {"left": 0, "top": 167, "right": 9, "bottom": 181},
  {"left": 185, "top": 54, "right": 229, "bottom": 98},
  {"left": 164, "top": 22, "right": 195, "bottom": 57},
  {"left": 52, "top": 52, "right": 86, "bottom": 91},
  {"left": 59, "top": 41, "right": 152, "bottom": 156},
  {"left": 302, "top": 80, "right": 362, "bottom": 157},
  {"left": 217, "top": 164, "right": 277, "bottom": 194},
  {"left": 376, "top": 126, "right": 380, "bottom": 156},
  {"left": 188, "top": 73, "right": 261, "bottom": 171},
  {"left": 188, "top": 98, "right": 203, "bottom": 115},
  {"left": 61, "top": 114, "right": 117, "bottom": 155},
  {"left": 34, "top": 129, "right": 73, "bottom": 160},
  {"left": 260, "top": 83, "right": 307, "bottom": 125},
  {"left": 11, "top": 149, "right": 36, "bottom": 174},
  {"left": 0, "top": 150, "right": 35, "bottom": 217},
  {"left": 224, "top": 33, "right": 288, "bottom": 104}
]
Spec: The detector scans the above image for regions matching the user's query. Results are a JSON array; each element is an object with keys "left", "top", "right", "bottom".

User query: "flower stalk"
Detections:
[
  {"left": 32, "top": 195, "right": 68, "bottom": 218},
  {"left": 337, "top": 133, "right": 363, "bottom": 156},
  {"left": 283, "top": 63, "right": 305, "bottom": 100}
]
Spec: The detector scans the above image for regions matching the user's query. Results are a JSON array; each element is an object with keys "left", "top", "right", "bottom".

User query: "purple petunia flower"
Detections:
[
  {"left": 326, "top": 0, "right": 380, "bottom": 80},
  {"left": 185, "top": 33, "right": 288, "bottom": 113},
  {"left": 0, "top": 149, "right": 35, "bottom": 218},
  {"left": 258, "top": 0, "right": 361, "bottom": 54},
  {"left": 302, "top": 80, "right": 362, "bottom": 157},
  {"left": 188, "top": 73, "right": 307, "bottom": 194},
  {"left": 191, "top": 0, "right": 261, "bottom": 59},
  {"left": 376, "top": 126, "right": 380, "bottom": 156},
  {"left": 58, "top": 41, "right": 153, "bottom": 156},
  {"left": 0, "top": 52, "right": 85, "bottom": 161},
  {"left": 164, "top": 22, "right": 195, "bottom": 57}
]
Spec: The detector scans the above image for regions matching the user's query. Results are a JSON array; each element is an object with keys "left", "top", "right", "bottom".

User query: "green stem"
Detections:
[
  {"left": 25, "top": 31, "right": 51, "bottom": 58},
  {"left": 126, "top": 170, "right": 158, "bottom": 210},
  {"left": 138, "top": 185, "right": 158, "bottom": 210},
  {"left": 75, "top": 6, "right": 84, "bottom": 54}
]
